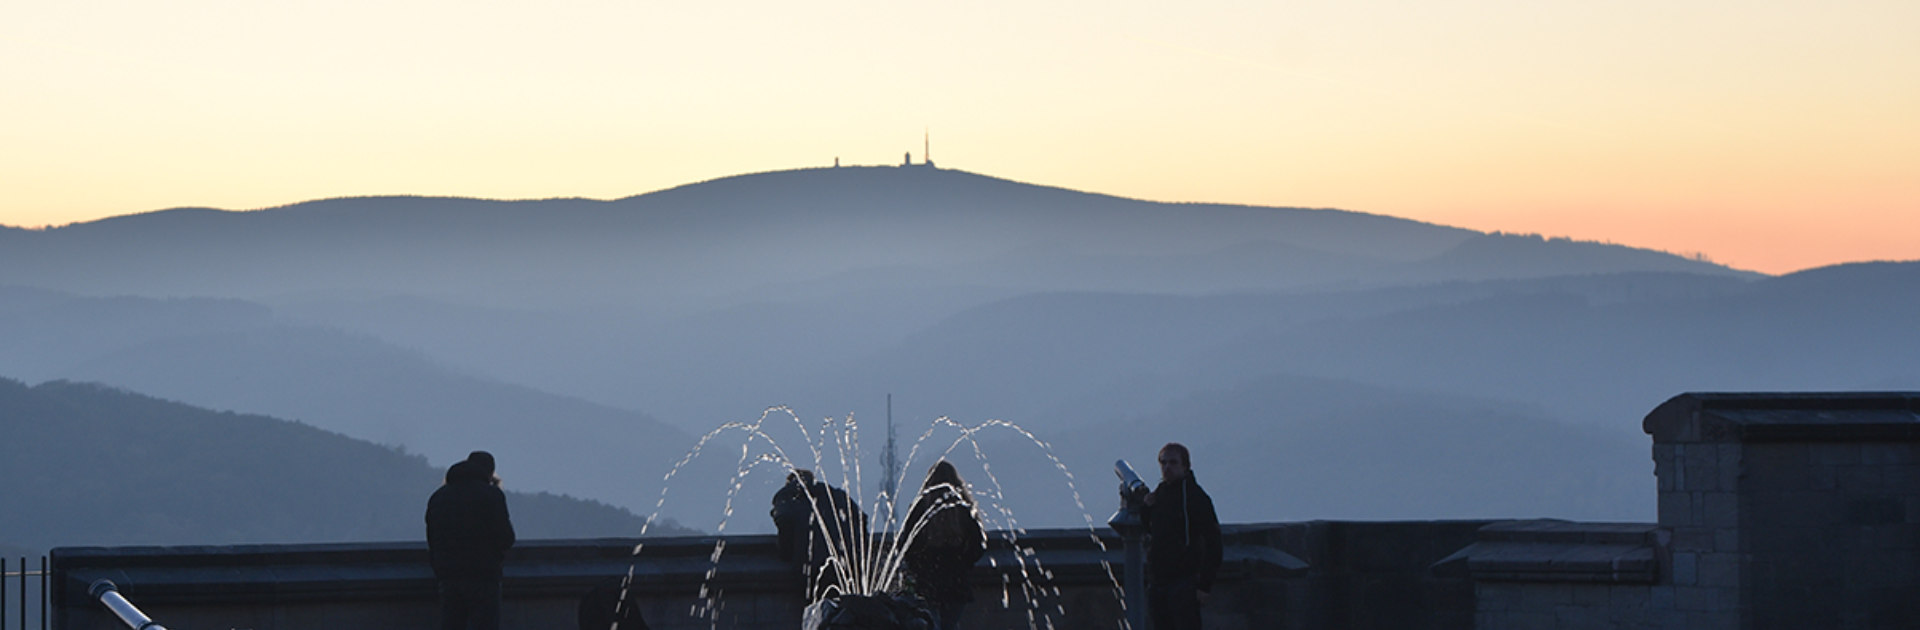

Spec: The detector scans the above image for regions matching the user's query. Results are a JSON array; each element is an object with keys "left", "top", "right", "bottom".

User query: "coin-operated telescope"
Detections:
[
  {"left": 1107, "top": 459, "right": 1150, "bottom": 630},
  {"left": 90, "top": 580, "right": 171, "bottom": 630}
]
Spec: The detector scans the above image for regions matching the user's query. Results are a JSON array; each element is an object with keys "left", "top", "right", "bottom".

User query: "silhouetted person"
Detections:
[
  {"left": 771, "top": 468, "right": 867, "bottom": 601},
  {"left": 902, "top": 460, "right": 986, "bottom": 630},
  {"left": 1140, "top": 443, "right": 1221, "bottom": 630},
  {"left": 427, "top": 451, "right": 516, "bottom": 630},
  {"left": 577, "top": 580, "right": 650, "bottom": 630}
]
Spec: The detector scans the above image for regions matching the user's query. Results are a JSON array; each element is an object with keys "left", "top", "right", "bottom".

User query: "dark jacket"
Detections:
[
  {"left": 426, "top": 461, "right": 516, "bottom": 579},
  {"left": 902, "top": 485, "right": 986, "bottom": 604},
  {"left": 1141, "top": 472, "right": 1223, "bottom": 591},
  {"left": 771, "top": 479, "right": 866, "bottom": 569}
]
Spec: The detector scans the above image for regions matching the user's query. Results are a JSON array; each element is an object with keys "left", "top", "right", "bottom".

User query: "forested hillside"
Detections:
[{"left": 0, "top": 378, "right": 691, "bottom": 555}]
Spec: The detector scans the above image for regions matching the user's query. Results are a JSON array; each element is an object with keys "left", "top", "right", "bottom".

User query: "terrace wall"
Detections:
[{"left": 52, "top": 521, "right": 1481, "bottom": 630}]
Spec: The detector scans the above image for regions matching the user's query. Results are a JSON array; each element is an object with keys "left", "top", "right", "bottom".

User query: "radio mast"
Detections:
[{"left": 881, "top": 394, "right": 899, "bottom": 502}]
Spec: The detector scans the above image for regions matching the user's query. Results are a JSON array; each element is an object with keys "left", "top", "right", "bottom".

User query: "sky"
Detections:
[{"left": 3, "top": 0, "right": 1914, "bottom": 275}]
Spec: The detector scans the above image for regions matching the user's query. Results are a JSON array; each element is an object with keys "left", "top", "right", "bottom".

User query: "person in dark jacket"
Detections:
[
  {"left": 1140, "top": 442, "right": 1222, "bottom": 630},
  {"left": 427, "top": 451, "right": 517, "bottom": 630},
  {"left": 902, "top": 460, "right": 986, "bottom": 630},
  {"left": 771, "top": 468, "right": 868, "bottom": 601}
]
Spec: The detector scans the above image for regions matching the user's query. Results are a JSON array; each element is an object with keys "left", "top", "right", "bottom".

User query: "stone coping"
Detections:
[
  {"left": 1431, "top": 520, "right": 1659, "bottom": 584},
  {"left": 1644, "top": 392, "right": 1920, "bottom": 443},
  {"left": 53, "top": 526, "right": 1306, "bottom": 608}
]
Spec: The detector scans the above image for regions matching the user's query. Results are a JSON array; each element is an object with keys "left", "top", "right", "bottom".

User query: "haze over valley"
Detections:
[{"left": 4, "top": 166, "right": 1915, "bottom": 552}]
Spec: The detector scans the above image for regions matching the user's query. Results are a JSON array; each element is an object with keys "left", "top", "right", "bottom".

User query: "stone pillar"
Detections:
[{"left": 1643, "top": 392, "right": 1920, "bottom": 630}]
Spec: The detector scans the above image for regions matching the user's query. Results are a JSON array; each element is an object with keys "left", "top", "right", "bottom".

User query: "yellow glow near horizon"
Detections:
[{"left": 3, "top": 0, "right": 1915, "bottom": 275}]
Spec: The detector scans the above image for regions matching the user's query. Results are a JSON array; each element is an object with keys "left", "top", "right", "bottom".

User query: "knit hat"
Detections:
[{"left": 466, "top": 451, "right": 496, "bottom": 477}]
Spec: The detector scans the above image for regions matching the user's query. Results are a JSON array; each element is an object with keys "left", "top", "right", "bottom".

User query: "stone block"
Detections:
[
  {"left": 1685, "top": 446, "right": 1721, "bottom": 491},
  {"left": 1743, "top": 444, "right": 1810, "bottom": 491},
  {"left": 1658, "top": 492, "right": 1694, "bottom": 527},
  {"left": 1810, "top": 443, "right": 1860, "bottom": 467},
  {"left": 1860, "top": 443, "right": 1915, "bottom": 466},
  {"left": 1572, "top": 584, "right": 1609, "bottom": 607},
  {"left": 1608, "top": 584, "right": 1650, "bottom": 611},
  {"left": 1669, "top": 527, "right": 1714, "bottom": 553},
  {"left": 1553, "top": 607, "right": 1616, "bottom": 630},
  {"left": 1853, "top": 523, "right": 1913, "bottom": 550},
  {"left": 1885, "top": 465, "right": 1920, "bottom": 492},
  {"left": 1494, "top": 611, "right": 1558, "bottom": 630},
  {"left": 1811, "top": 464, "right": 1839, "bottom": 490},
  {"left": 1702, "top": 492, "right": 1739, "bottom": 528},
  {"left": 1673, "top": 586, "right": 1719, "bottom": 612},
  {"left": 1837, "top": 465, "right": 1884, "bottom": 491},
  {"left": 1649, "top": 586, "right": 1674, "bottom": 611},
  {"left": 1520, "top": 583, "right": 1574, "bottom": 608},
  {"left": 1845, "top": 549, "right": 1901, "bottom": 587},
  {"left": 1745, "top": 491, "right": 1845, "bottom": 532},
  {"left": 1671, "top": 553, "right": 1697, "bottom": 586},
  {"left": 1753, "top": 553, "right": 1845, "bottom": 590},
  {"left": 1861, "top": 585, "right": 1920, "bottom": 628},
  {"left": 1696, "top": 553, "right": 1738, "bottom": 588},
  {"left": 1713, "top": 528, "right": 1739, "bottom": 553},
  {"left": 1718, "top": 444, "right": 1743, "bottom": 488},
  {"left": 1683, "top": 609, "right": 1739, "bottom": 630},
  {"left": 1847, "top": 497, "right": 1903, "bottom": 526}
]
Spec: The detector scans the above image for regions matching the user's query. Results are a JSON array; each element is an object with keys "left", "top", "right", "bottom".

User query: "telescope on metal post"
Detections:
[
  {"left": 1107, "top": 459, "right": 1149, "bottom": 630},
  {"left": 89, "top": 580, "right": 169, "bottom": 630}
]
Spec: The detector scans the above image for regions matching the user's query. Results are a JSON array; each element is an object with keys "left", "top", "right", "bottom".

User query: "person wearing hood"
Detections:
[
  {"left": 427, "top": 451, "right": 517, "bottom": 630},
  {"left": 902, "top": 460, "right": 986, "bottom": 630},
  {"left": 771, "top": 468, "right": 867, "bottom": 601},
  {"left": 1140, "top": 442, "right": 1222, "bottom": 630}
]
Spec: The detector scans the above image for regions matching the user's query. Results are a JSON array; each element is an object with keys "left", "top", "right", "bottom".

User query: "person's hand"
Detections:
[
  {"left": 1195, "top": 589, "right": 1210, "bottom": 606},
  {"left": 1143, "top": 491, "right": 1157, "bottom": 506}
]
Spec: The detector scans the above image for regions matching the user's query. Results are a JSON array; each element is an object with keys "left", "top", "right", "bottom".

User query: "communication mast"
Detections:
[{"left": 881, "top": 394, "right": 899, "bottom": 502}]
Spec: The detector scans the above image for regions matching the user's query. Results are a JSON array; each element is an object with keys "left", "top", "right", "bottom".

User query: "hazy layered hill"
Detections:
[
  {"left": 0, "top": 166, "right": 1746, "bottom": 308},
  {"left": 0, "top": 287, "right": 700, "bottom": 519},
  {"left": 966, "top": 373, "right": 1653, "bottom": 526},
  {"left": 0, "top": 378, "right": 693, "bottom": 556},
  {"left": 817, "top": 263, "right": 1919, "bottom": 436},
  {"left": 0, "top": 166, "right": 1755, "bottom": 431},
  {"left": 1179, "top": 261, "right": 1920, "bottom": 426},
  {"left": 1, "top": 166, "right": 1847, "bottom": 532}
]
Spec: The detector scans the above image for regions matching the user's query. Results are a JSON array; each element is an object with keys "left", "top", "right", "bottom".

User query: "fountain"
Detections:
[{"left": 609, "top": 407, "right": 1127, "bottom": 630}]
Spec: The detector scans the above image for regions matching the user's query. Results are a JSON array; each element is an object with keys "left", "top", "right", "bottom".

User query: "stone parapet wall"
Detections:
[
  {"left": 1646, "top": 392, "right": 1920, "bottom": 630},
  {"left": 51, "top": 521, "right": 1493, "bottom": 630},
  {"left": 1438, "top": 520, "right": 1662, "bottom": 630},
  {"left": 1446, "top": 392, "right": 1920, "bottom": 630},
  {"left": 50, "top": 392, "right": 1919, "bottom": 630}
]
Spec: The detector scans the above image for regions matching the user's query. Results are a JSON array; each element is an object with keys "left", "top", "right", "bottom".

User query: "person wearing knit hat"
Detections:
[
  {"left": 466, "top": 451, "right": 495, "bottom": 476},
  {"left": 427, "top": 450, "right": 516, "bottom": 630}
]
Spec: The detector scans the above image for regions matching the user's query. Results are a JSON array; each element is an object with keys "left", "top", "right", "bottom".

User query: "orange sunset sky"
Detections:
[{"left": 3, "top": 0, "right": 1915, "bottom": 275}]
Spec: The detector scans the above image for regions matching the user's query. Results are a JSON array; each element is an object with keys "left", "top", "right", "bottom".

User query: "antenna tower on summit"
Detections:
[{"left": 881, "top": 394, "right": 899, "bottom": 501}]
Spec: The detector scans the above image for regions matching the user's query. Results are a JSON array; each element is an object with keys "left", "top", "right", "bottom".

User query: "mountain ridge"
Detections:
[{"left": 0, "top": 167, "right": 1751, "bottom": 307}]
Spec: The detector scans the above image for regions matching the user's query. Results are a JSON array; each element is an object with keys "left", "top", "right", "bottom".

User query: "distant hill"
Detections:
[
  {"left": 0, "top": 378, "right": 695, "bottom": 555},
  {"left": 0, "top": 287, "right": 701, "bottom": 519},
  {"left": 843, "top": 371, "right": 1653, "bottom": 532},
  {"left": 992, "top": 373, "right": 1653, "bottom": 525},
  {"left": 790, "top": 271, "right": 1755, "bottom": 428},
  {"left": 1, "top": 166, "right": 1857, "bottom": 531},
  {"left": 1176, "top": 261, "right": 1920, "bottom": 427},
  {"left": 0, "top": 167, "right": 1748, "bottom": 306}
]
